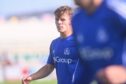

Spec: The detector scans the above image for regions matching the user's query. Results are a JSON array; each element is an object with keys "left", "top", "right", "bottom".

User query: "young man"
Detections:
[
  {"left": 22, "top": 6, "right": 85, "bottom": 84},
  {"left": 72, "top": 0, "right": 126, "bottom": 84}
]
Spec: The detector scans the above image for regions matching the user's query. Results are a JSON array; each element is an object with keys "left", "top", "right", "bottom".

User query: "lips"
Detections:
[
  {"left": 58, "top": 25, "right": 63, "bottom": 27},
  {"left": 58, "top": 25, "right": 63, "bottom": 29}
]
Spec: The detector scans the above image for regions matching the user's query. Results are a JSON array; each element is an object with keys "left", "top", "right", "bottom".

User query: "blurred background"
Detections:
[
  {"left": 0, "top": 0, "right": 74, "bottom": 84},
  {"left": 0, "top": 0, "right": 126, "bottom": 84}
]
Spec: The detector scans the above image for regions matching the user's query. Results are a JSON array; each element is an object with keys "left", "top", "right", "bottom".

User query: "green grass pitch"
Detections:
[{"left": 0, "top": 80, "right": 57, "bottom": 84}]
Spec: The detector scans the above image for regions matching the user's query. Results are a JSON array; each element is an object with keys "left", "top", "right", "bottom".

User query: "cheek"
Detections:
[
  {"left": 65, "top": 20, "right": 70, "bottom": 24},
  {"left": 66, "top": 21, "right": 71, "bottom": 26},
  {"left": 68, "top": 21, "right": 71, "bottom": 25}
]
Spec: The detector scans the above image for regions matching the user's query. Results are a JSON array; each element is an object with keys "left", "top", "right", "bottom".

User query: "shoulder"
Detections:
[
  {"left": 72, "top": 7, "right": 85, "bottom": 20},
  {"left": 72, "top": 8, "right": 84, "bottom": 29},
  {"left": 66, "top": 35, "right": 77, "bottom": 45},
  {"left": 50, "top": 37, "right": 60, "bottom": 48},
  {"left": 106, "top": 0, "right": 126, "bottom": 19},
  {"left": 69, "top": 35, "right": 75, "bottom": 41},
  {"left": 73, "top": 8, "right": 83, "bottom": 16}
]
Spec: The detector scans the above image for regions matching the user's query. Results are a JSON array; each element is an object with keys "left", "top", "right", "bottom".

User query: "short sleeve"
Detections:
[{"left": 47, "top": 42, "right": 54, "bottom": 64}]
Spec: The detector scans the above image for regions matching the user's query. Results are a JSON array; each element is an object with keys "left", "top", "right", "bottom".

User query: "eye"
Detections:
[{"left": 61, "top": 18, "right": 65, "bottom": 21}]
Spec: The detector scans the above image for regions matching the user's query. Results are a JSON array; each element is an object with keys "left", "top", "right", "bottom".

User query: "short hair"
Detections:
[{"left": 54, "top": 6, "right": 73, "bottom": 18}]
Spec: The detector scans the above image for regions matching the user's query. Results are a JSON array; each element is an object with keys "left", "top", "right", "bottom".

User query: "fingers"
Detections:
[
  {"left": 22, "top": 79, "right": 27, "bottom": 84},
  {"left": 22, "top": 79, "right": 29, "bottom": 84},
  {"left": 24, "top": 76, "right": 32, "bottom": 81},
  {"left": 22, "top": 79, "right": 24, "bottom": 84},
  {"left": 22, "top": 76, "right": 32, "bottom": 84}
]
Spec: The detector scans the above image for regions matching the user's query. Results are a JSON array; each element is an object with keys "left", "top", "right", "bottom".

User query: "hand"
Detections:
[
  {"left": 22, "top": 76, "right": 32, "bottom": 84},
  {"left": 96, "top": 65, "right": 126, "bottom": 84},
  {"left": 104, "top": 65, "right": 126, "bottom": 84},
  {"left": 96, "top": 69, "right": 109, "bottom": 84}
]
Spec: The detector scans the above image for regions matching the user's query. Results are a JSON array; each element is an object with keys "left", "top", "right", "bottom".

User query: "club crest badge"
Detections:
[{"left": 64, "top": 48, "right": 70, "bottom": 56}]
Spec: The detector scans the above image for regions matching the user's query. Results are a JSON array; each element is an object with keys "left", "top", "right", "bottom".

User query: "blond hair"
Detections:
[{"left": 54, "top": 6, "right": 73, "bottom": 18}]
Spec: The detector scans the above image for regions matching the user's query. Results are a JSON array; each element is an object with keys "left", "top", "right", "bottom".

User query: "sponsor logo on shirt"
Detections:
[
  {"left": 77, "top": 33, "right": 84, "bottom": 44},
  {"left": 96, "top": 28, "right": 108, "bottom": 43},
  {"left": 53, "top": 57, "right": 72, "bottom": 64},
  {"left": 64, "top": 48, "right": 70, "bottom": 56},
  {"left": 79, "top": 47, "right": 113, "bottom": 60}
]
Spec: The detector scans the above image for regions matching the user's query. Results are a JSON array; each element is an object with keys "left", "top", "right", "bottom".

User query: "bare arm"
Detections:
[
  {"left": 30, "top": 64, "right": 54, "bottom": 80},
  {"left": 22, "top": 64, "right": 54, "bottom": 84}
]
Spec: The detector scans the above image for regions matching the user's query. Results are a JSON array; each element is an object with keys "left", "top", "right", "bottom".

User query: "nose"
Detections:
[{"left": 57, "top": 19, "right": 62, "bottom": 24}]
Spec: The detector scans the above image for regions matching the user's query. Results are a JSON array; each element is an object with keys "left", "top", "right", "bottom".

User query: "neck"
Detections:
[{"left": 60, "top": 30, "right": 73, "bottom": 38}]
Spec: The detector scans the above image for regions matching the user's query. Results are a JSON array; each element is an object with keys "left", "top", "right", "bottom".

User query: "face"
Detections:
[
  {"left": 55, "top": 13, "right": 71, "bottom": 33},
  {"left": 79, "top": 0, "right": 101, "bottom": 9},
  {"left": 80, "top": 0, "right": 94, "bottom": 8}
]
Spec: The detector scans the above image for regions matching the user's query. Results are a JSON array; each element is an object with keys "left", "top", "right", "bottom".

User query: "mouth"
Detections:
[
  {"left": 58, "top": 25, "right": 63, "bottom": 28},
  {"left": 58, "top": 24, "right": 63, "bottom": 26}
]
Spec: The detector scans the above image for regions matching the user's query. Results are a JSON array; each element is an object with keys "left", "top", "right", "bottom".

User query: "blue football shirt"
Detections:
[
  {"left": 47, "top": 35, "right": 85, "bottom": 84},
  {"left": 72, "top": 0, "right": 126, "bottom": 83}
]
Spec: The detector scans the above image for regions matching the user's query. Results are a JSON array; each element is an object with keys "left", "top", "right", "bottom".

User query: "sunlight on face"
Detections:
[
  {"left": 55, "top": 13, "right": 71, "bottom": 33},
  {"left": 79, "top": 0, "right": 102, "bottom": 9}
]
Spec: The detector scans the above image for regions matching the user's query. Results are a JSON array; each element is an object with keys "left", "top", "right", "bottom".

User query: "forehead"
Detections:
[{"left": 55, "top": 13, "right": 70, "bottom": 19}]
